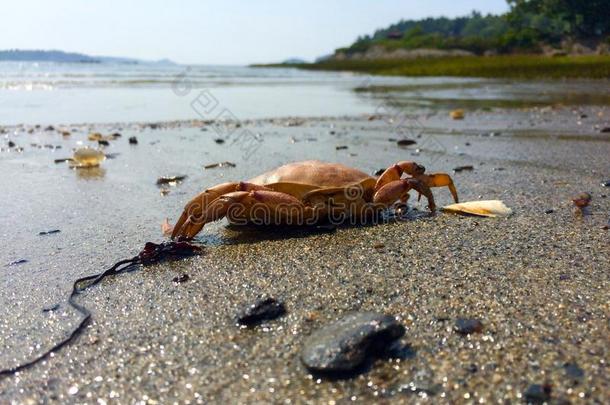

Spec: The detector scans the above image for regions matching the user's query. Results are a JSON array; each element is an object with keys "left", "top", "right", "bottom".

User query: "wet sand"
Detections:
[{"left": 1, "top": 106, "right": 609, "bottom": 403}]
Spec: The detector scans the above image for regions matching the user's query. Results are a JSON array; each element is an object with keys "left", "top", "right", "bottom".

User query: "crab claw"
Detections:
[
  {"left": 375, "top": 161, "right": 426, "bottom": 190},
  {"left": 373, "top": 178, "right": 436, "bottom": 212},
  {"left": 415, "top": 173, "right": 458, "bottom": 203}
]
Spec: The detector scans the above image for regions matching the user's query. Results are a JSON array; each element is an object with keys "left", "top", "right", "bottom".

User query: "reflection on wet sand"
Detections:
[{"left": 74, "top": 166, "right": 106, "bottom": 180}]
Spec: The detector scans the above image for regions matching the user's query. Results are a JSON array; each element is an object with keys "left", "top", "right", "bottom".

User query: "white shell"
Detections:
[{"left": 442, "top": 200, "right": 512, "bottom": 217}]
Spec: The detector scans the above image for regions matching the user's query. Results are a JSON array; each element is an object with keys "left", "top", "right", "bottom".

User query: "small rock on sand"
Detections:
[
  {"left": 454, "top": 318, "right": 483, "bottom": 335},
  {"left": 301, "top": 312, "right": 404, "bottom": 374},
  {"left": 236, "top": 297, "right": 286, "bottom": 326}
]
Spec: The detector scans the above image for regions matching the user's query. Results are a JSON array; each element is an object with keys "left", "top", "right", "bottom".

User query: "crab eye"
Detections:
[{"left": 417, "top": 164, "right": 426, "bottom": 173}]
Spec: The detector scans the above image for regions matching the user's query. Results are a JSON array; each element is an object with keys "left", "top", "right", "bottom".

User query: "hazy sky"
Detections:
[{"left": 3, "top": 0, "right": 509, "bottom": 65}]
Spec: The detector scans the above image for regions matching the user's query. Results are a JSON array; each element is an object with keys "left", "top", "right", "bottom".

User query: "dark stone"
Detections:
[
  {"left": 523, "top": 384, "right": 552, "bottom": 404},
  {"left": 602, "top": 180, "right": 610, "bottom": 187},
  {"left": 468, "top": 363, "right": 478, "bottom": 373},
  {"left": 8, "top": 141, "right": 15, "bottom": 148},
  {"left": 559, "top": 274, "right": 570, "bottom": 281},
  {"left": 128, "top": 136, "right": 138, "bottom": 145},
  {"left": 42, "top": 303, "right": 60, "bottom": 312},
  {"left": 110, "top": 132, "right": 122, "bottom": 138},
  {"left": 544, "top": 209, "right": 554, "bottom": 214},
  {"left": 44, "top": 125, "right": 55, "bottom": 131},
  {"left": 335, "top": 145, "right": 348, "bottom": 150},
  {"left": 600, "top": 127, "right": 610, "bottom": 133},
  {"left": 564, "top": 362, "right": 584, "bottom": 381},
  {"left": 396, "top": 139, "right": 417, "bottom": 146},
  {"left": 453, "top": 165, "right": 474, "bottom": 173},
  {"left": 237, "top": 297, "right": 286, "bottom": 326},
  {"left": 454, "top": 318, "right": 483, "bottom": 335},
  {"left": 301, "top": 312, "right": 405, "bottom": 374},
  {"left": 172, "top": 274, "right": 189, "bottom": 283},
  {"left": 214, "top": 138, "right": 225, "bottom": 144},
  {"left": 98, "top": 140, "right": 110, "bottom": 146},
  {"left": 39, "top": 229, "right": 61, "bottom": 236}
]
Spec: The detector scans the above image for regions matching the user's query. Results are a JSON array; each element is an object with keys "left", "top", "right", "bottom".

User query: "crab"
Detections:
[{"left": 170, "top": 160, "right": 458, "bottom": 240}]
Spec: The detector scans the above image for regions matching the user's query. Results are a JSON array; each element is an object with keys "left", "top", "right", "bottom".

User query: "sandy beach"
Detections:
[{"left": 1, "top": 103, "right": 609, "bottom": 403}]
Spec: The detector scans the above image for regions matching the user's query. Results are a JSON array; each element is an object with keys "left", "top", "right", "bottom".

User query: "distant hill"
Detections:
[{"left": 0, "top": 49, "right": 175, "bottom": 64}]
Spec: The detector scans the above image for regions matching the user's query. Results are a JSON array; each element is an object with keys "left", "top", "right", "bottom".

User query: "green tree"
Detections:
[{"left": 507, "top": 0, "right": 610, "bottom": 39}]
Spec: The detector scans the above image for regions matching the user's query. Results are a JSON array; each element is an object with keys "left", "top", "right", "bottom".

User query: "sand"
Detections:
[{"left": 0, "top": 106, "right": 609, "bottom": 403}]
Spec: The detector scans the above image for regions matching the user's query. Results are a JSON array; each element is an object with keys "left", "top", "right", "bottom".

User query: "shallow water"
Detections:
[{"left": 2, "top": 62, "right": 610, "bottom": 125}]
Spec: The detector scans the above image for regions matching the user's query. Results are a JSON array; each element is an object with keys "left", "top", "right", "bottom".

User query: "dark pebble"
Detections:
[
  {"left": 335, "top": 145, "right": 348, "bottom": 150},
  {"left": 42, "top": 304, "right": 60, "bottom": 312},
  {"left": 559, "top": 274, "right": 570, "bottom": 281},
  {"left": 602, "top": 180, "right": 610, "bottom": 187},
  {"left": 39, "top": 229, "right": 61, "bottom": 236},
  {"left": 98, "top": 140, "right": 110, "bottom": 146},
  {"left": 172, "top": 274, "right": 189, "bottom": 284},
  {"left": 214, "top": 138, "right": 225, "bottom": 144},
  {"left": 128, "top": 136, "right": 138, "bottom": 145},
  {"left": 544, "top": 209, "right": 554, "bottom": 214},
  {"left": 44, "top": 125, "right": 55, "bottom": 131},
  {"left": 454, "top": 318, "right": 483, "bottom": 335},
  {"left": 236, "top": 297, "right": 286, "bottom": 326},
  {"left": 396, "top": 139, "right": 417, "bottom": 146},
  {"left": 453, "top": 165, "right": 474, "bottom": 173},
  {"left": 523, "top": 384, "right": 552, "bottom": 404},
  {"left": 148, "top": 123, "right": 159, "bottom": 129},
  {"left": 110, "top": 132, "right": 122, "bottom": 138},
  {"left": 600, "top": 127, "right": 610, "bottom": 133},
  {"left": 564, "top": 362, "right": 584, "bottom": 381},
  {"left": 301, "top": 312, "right": 405, "bottom": 374},
  {"left": 8, "top": 141, "right": 15, "bottom": 148}
]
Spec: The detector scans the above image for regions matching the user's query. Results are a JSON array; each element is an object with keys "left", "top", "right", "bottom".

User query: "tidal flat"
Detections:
[{"left": 1, "top": 104, "right": 609, "bottom": 403}]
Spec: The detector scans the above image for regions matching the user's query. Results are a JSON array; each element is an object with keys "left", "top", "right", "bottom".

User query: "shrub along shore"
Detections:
[{"left": 256, "top": 55, "right": 610, "bottom": 79}]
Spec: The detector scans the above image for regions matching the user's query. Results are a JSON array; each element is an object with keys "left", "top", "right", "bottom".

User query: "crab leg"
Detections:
[
  {"left": 373, "top": 178, "right": 436, "bottom": 211},
  {"left": 173, "top": 189, "right": 313, "bottom": 239},
  {"left": 170, "top": 182, "right": 271, "bottom": 239}
]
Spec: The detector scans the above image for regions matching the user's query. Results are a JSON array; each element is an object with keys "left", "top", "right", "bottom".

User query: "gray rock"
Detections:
[
  {"left": 236, "top": 297, "right": 286, "bottom": 326},
  {"left": 301, "top": 312, "right": 405, "bottom": 374}
]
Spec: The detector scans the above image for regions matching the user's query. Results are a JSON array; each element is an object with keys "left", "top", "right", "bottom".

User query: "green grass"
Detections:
[{"left": 262, "top": 55, "right": 610, "bottom": 79}]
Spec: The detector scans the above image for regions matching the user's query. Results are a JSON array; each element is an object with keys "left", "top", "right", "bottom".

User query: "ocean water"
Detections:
[{"left": 1, "top": 62, "right": 609, "bottom": 125}]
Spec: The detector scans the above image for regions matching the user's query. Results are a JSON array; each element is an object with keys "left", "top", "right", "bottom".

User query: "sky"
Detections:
[{"left": 2, "top": 0, "right": 509, "bottom": 65}]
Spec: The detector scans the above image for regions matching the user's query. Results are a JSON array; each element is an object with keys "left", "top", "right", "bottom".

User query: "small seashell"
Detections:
[{"left": 442, "top": 200, "right": 512, "bottom": 217}]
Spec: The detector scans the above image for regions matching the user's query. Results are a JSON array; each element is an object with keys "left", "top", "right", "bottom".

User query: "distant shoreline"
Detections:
[{"left": 254, "top": 55, "right": 610, "bottom": 79}]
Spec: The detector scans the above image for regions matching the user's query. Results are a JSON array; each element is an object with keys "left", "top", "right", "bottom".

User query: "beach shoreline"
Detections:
[{"left": 1, "top": 107, "right": 609, "bottom": 403}]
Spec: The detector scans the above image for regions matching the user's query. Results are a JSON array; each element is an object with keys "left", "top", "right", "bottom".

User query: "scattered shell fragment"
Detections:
[
  {"left": 572, "top": 192, "right": 591, "bottom": 208},
  {"left": 156, "top": 175, "right": 186, "bottom": 186},
  {"left": 69, "top": 148, "right": 106, "bottom": 168},
  {"left": 450, "top": 109, "right": 465, "bottom": 120},
  {"left": 204, "top": 161, "right": 236, "bottom": 169},
  {"left": 88, "top": 132, "right": 104, "bottom": 141},
  {"left": 442, "top": 200, "right": 512, "bottom": 217}
]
